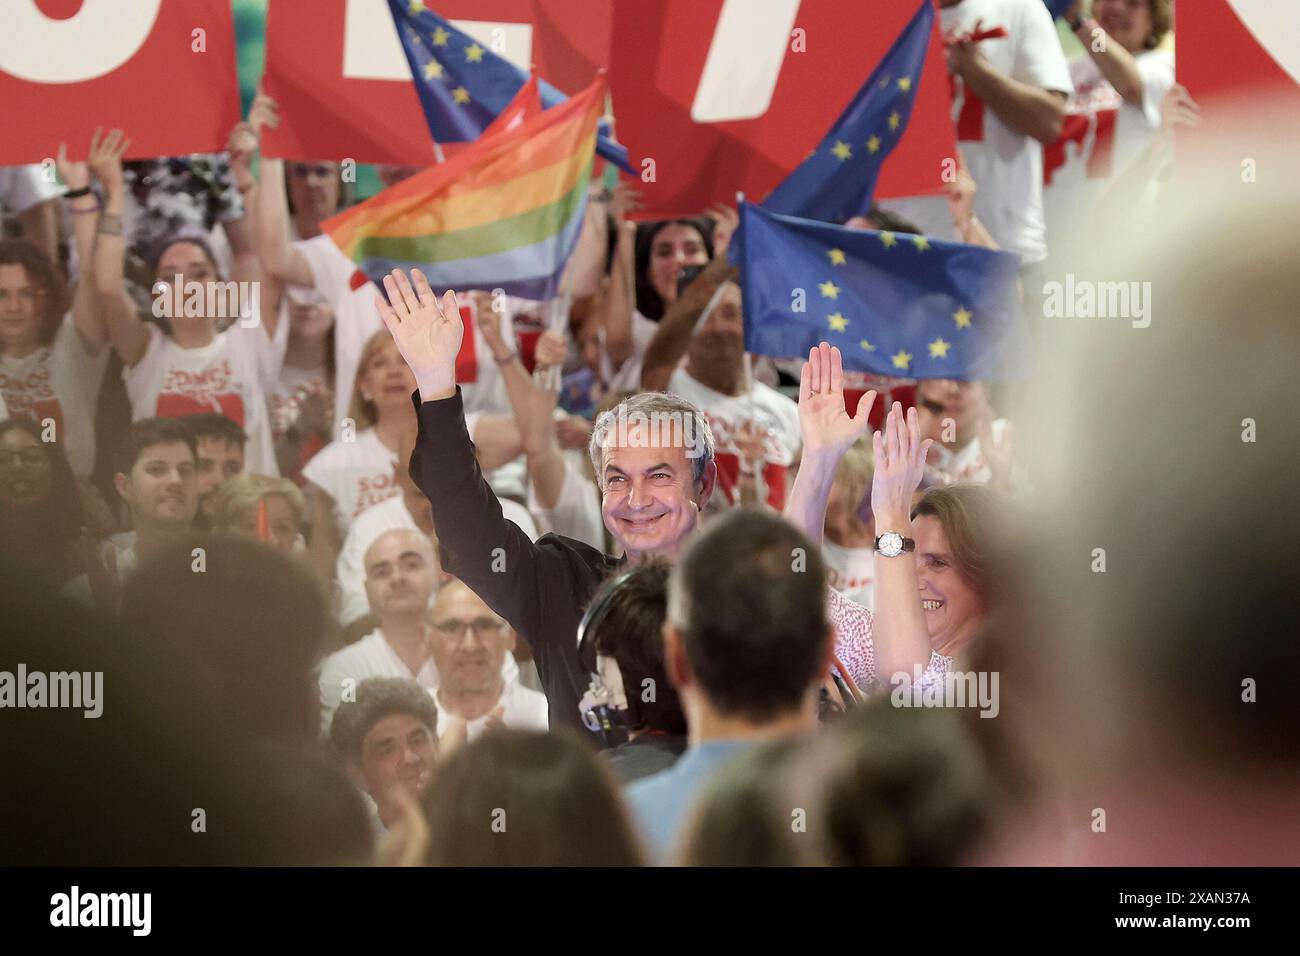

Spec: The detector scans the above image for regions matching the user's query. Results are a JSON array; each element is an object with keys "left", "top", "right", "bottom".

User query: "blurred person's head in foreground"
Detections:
[
  {"left": 666, "top": 508, "right": 831, "bottom": 738},
  {"left": 113, "top": 417, "right": 198, "bottom": 549},
  {"left": 588, "top": 391, "right": 717, "bottom": 562},
  {"left": 586, "top": 559, "right": 686, "bottom": 739},
  {"left": 330, "top": 677, "right": 438, "bottom": 830},
  {"left": 680, "top": 699, "right": 996, "bottom": 866},
  {"left": 1, "top": 559, "right": 357, "bottom": 864},
  {"left": 119, "top": 533, "right": 330, "bottom": 744},
  {"left": 181, "top": 412, "right": 246, "bottom": 520},
  {"left": 983, "top": 118, "right": 1300, "bottom": 864},
  {"left": 208, "top": 472, "right": 306, "bottom": 554},
  {"left": 422, "top": 728, "right": 643, "bottom": 866},
  {"left": 0, "top": 416, "right": 83, "bottom": 589}
]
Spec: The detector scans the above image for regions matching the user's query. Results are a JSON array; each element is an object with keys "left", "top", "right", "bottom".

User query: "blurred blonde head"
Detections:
[{"left": 209, "top": 473, "right": 306, "bottom": 554}]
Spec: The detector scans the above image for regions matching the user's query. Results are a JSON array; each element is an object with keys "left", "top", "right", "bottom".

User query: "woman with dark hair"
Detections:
[
  {"left": 0, "top": 416, "right": 85, "bottom": 591},
  {"left": 422, "top": 729, "right": 644, "bottom": 866},
  {"left": 0, "top": 142, "right": 113, "bottom": 477},
  {"left": 90, "top": 128, "right": 284, "bottom": 476}
]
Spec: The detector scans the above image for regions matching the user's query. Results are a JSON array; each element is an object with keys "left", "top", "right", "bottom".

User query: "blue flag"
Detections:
[
  {"left": 762, "top": 0, "right": 933, "bottom": 222},
  {"left": 1045, "top": 0, "right": 1074, "bottom": 20},
  {"left": 386, "top": 0, "right": 632, "bottom": 173},
  {"left": 736, "top": 202, "right": 1024, "bottom": 380}
]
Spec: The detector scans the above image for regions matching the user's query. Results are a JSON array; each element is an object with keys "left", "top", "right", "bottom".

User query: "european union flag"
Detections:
[
  {"left": 1045, "top": 0, "right": 1074, "bottom": 20},
  {"left": 762, "top": 0, "right": 933, "bottom": 222},
  {"left": 387, "top": 0, "right": 632, "bottom": 172},
  {"left": 736, "top": 202, "right": 1024, "bottom": 380}
]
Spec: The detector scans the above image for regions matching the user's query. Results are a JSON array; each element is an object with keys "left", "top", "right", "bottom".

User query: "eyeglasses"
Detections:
[
  {"left": 0, "top": 448, "right": 47, "bottom": 469},
  {"left": 432, "top": 617, "right": 505, "bottom": 640}
]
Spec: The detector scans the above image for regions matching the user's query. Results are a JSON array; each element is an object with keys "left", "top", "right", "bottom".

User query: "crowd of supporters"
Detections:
[{"left": 3, "top": 0, "right": 1296, "bottom": 868}]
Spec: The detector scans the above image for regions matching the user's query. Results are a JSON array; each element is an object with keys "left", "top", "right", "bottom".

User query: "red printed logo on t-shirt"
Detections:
[
  {"left": 0, "top": 355, "right": 64, "bottom": 433},
  {"left": 155, "top": 360, "right": 246, "bottom": 426},
  {"left": 353, "top": 471, "right": 399, "bottom": 517}
]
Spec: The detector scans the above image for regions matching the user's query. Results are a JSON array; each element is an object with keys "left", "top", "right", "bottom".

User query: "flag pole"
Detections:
[{"left": 733, "top": 192, "right": 766, "bottom": 507}]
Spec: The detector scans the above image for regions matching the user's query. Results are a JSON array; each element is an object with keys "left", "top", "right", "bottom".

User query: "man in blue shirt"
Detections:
[{"left": 626, "top": 509, "right": 833, "bottom": 863}]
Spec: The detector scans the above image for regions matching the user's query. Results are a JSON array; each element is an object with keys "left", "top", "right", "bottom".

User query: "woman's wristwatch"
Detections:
[{"left": 874, "top": 531, "right": 916, "bottom": 557}]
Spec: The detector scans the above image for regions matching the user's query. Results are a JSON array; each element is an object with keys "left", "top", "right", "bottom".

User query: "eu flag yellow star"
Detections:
[
  {"left": 818, "top": 280, "right": 841, "bottom": 300},
  {"left": 422, "top": 59, "right": 444, "bottom": 80},
  {"left": 866, "top": 135, "right": 881, "bottom": 154},
  {"left": 828, "top": 312, "right": 848, "bottom": 333},
  {"left": 912, "top": 236, "right": 929, "bottom": 252},
  {"left": 466, "top": 43, "right": 485, "bottom": 63},
  {"left": 953, "top": 307, "right": 973, "bottom": 329},
  {"left": 827, "top": 248, "right": 846, "bottom": 266},
  {"left": 880, "top": 231, "right": 897, "bottom": 249},
  {"left": 892, "top": 349, "right": 912, "bottom": 370},
  {"left": 859, "top": 339, "right": 876, "bottom": 352},
  {"left": 431, "top": 26, "right": 450, "bottom": 46},
  {"left": 897, "top": 76, "right": 912, "bottom": 93},
  {"left": 452, "top": 86, "right": 471, "bottom": 104},
  {"left": 928, "top": 337, "right": 952, "bottom": 358},
  {"left": 888, "top": 111, "right": 901, "bottom": 131},
  {"left": 408, "top": 0, "right": 426, "bottom": 13},
  {"left": 831, "top": 140, "right": 852, "bottom": 161}
]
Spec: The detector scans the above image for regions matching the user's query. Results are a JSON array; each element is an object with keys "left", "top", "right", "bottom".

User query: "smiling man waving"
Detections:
[{"left": 375, "top": 268, "right": 716, "bottom": 731}]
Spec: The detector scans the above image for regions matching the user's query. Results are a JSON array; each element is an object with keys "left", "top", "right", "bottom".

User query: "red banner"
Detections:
[
  {"left": 0, "top": 0, "right": 240, "bottom": 164},
  {"left": 1178, "top": 0, "right": 1300, "bottom": 140},
  {"left": 262, "top": 0, "right": 954, "bottom": 216}
]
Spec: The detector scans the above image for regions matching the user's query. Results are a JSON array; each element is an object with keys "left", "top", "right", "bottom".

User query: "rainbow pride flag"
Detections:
[{"left": 324, "top": 76, "right": 604, "bottom": 301}]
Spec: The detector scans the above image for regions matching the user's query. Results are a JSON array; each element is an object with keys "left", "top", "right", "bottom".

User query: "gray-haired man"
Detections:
[{"left": 374, "top": 270, "right": 718, "bottom": 731}]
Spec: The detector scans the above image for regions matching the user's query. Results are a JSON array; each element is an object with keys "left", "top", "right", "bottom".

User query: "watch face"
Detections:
[{"left": 878, "top": 532, "right": 903, "bottom": 557}]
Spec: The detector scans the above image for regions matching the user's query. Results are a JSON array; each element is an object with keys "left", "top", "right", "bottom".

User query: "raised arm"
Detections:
[
  {"left": 55, "top": 144, "right": 106, "bottom": 354},
  {"left": 474, "top": 293, "right": 566, "bottom": 509},
  {"left": 87, "top": 128, "right": 150, "bottom": 368},
  {"left": 784, "top": 343, "right": 875, "bottom": 547},
  {"left": 869, "top": 401, "right": 936, "bottom": 685},
  {"left": 246, "top": 92, "right": 315, "bottom": 289},
  {"left": 376, "top": 269, "right": 584, "bottom": 641},
  {"left": 1066, "top": 2, "right": 1146, "bottom": 106},
  {"left": 948, "top": 39, "right": 1066, "bottom": 145},
  {"left": 640, "top": 256, "right": 737, "bottom": 392}
]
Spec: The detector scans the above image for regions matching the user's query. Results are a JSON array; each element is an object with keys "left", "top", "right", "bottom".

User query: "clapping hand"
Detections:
[
  {"left": 871, "top": 401, "right": 932, "bottom": 529},
  {"left": 85, "top": 127, "right": 131, "bottom": 197},
  {"left": 375, "top": 269, "right": 462, "bottom": 401}
]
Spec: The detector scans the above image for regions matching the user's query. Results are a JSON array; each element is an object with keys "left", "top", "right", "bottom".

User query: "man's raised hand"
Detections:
[
  {"left": 375, "top": 268, "right": 462, "bottom": 401},
  {"left": 798, "top": 342, "right": 875, "bottom": 458}
]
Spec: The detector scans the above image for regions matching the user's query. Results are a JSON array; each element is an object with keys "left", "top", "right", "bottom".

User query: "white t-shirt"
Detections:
[
  {"left": 667, "top": 367, "right": 802, "bottom": 510},
  {"left": 318, "top": 628, "right": 524, "bottom": 735},
  {"left": 293, "top": 235, "right": 385, "bottom": 431},
  {"left": 0, "top": 314, "right": 108, "bottom": 475},
  {"left": 123, "top": 315, "right": 285, "bottom": 476},
  {"left": 301, "top": 427, "right": 400, "bottom": 535},
  {"left": 822, "top": 539, "right": 875, "bottom": 610},
  {"left": 434, "top": 674, "right": 549, "bottom": 741},
  {"left": 0, "top": 165, "right": 60, "bottom": 213},
  {"left": 600, "top": 309, "right": 658, "bottom": 393},
  {"left": 1042, "top": 48, "right": 1175, "bottom": 262},
  {"left": 334, "top": 493, "right": 541, "bottom": 626},
  {"left": 891, "top": 0, "right": 1073, "bottom": 264},
  {"left": 924, "top": 418, "right": 1008, "bottom": 487},
  {"left": 527, "top": 454, "right": 604, "bottom": 550}
]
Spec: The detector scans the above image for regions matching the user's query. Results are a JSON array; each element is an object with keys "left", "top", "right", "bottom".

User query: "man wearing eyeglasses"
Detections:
[{"left": 429, "top": 578, "right": 547, "bottom": 741}]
